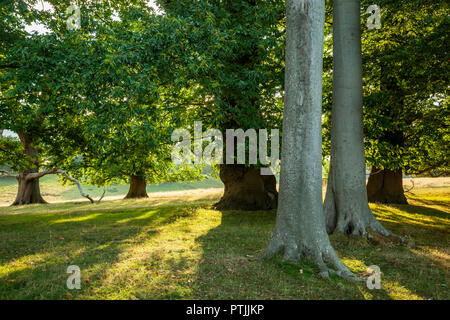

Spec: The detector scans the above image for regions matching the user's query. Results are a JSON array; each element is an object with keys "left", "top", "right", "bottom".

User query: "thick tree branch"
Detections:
[
  {"left": 55, "top": 169, "right": 95, "bottom": 203},
  {"left": 405, "top": 162, "right": 449, "bottom": 176},
  {"left": 23, "top": 168, "right": 105, "bottom": 203},
  {"left": 25, "top": 169, "right": 58, "bottom": 181},
  {"left": 0, "top": 169, "right": 18, "bottom": 179}
]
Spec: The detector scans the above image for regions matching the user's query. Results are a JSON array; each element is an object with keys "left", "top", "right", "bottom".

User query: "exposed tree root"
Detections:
[
  {"left": 366, "top": 227, "right": 415, "bottom": 248},
  {"left": 263, "top": 232, "right": 363, "bottom": 282},
  {"left": 324, "top": 177, "right": 415, "bottom": 248},
  {"left": 327, "top": 204, "right": 415, "bottom": 248}
]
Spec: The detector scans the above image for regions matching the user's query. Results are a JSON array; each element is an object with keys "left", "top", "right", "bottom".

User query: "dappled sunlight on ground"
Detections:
[{"left": 0, "top": 179, "right": 448, "bottom": 299}]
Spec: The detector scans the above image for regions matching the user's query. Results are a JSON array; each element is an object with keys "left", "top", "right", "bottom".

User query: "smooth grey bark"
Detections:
[
  {"left": 323, "top": 0, "right": 389, "bottom": 236},
  {"left": 264, "top": 0, "right": 353, "bottom": 279}
]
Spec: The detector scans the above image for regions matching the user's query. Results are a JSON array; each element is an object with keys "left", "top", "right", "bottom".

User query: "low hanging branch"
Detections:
[
  {"left": 1, "top": 168, "right": 105, "bottom": 204},
  {"left": 57, "top": 170, "right": 106, "bottom": 204},
  {"left": 57, "top": 171, "right": 105, "bottom": 204},
  {"left": 0, "top": 169, "right": 18, "bottom": 179},
  {"left": 25, "top": 169, "right": 59, "bottom": 181},
  {"left": 55, "top": 169, "right": 95, "bottom": 203},
  {"left": 404, "top": 179, "right": 415, "bottom": 194},
  {"left": 97, "top": 189, "right": 106, "bottom": 203}
]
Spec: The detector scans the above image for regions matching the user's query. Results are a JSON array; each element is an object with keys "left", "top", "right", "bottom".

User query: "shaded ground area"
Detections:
[{"left": 0, "top": 181, "right": 448, "bottom": 300}]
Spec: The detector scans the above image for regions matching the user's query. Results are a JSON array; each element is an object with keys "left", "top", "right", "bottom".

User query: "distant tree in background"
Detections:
[
  {"left": 55, "top": 9, "right": 204, "bottom": 199},
  {"left": 159, "top": 0, "right": 285, "bottom": 210},
  {"left": 0, "top": 1, "right": 201, "bottom": 204},
  {"left": 362, "top": 0, "right": 449, "bottom": 204},
  {"left": 323, "top": 0, "right": 449, "bottom": 204}
]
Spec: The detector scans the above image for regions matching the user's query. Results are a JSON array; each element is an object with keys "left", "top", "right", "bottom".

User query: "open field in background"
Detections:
[
  {"left": 0, "top": 178, "right": 448, "bottom": 299},
  {"left": 1, "top": 176, "right": 447, "bottom": 207},
  {"left": 0, "top": 175, "right": 224, "bottom": 206}
]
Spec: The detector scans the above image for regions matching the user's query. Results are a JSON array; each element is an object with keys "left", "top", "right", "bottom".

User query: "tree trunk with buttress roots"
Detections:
[
  {"left": 214, "top": 164, "right": 278, "bottom": 210},
  {"left": 12, "top": 132, "right": 46, "bottom": 205},
  {"left": 367, "top": 166, "right": 408, "bottom": 204},
  {"left": 264, "top": 0, "right": 355, "bottom": 280},
  {"left": 125, "top": 174, "right": 149, "bottom": 199},
  {"left": 12, "top": 173, "right": 47, "bottom": 205},
  {"left": 323, "top": 0, "right": 390, "bottom": 237}
]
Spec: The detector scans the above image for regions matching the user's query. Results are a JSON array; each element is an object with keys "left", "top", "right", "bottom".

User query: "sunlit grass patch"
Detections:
[{"left": 0, "top": 185, "right": 448, "bottom": 300}]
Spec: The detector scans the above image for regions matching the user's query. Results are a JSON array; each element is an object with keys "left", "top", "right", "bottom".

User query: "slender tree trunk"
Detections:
[
  {"left": 124, "top": 174, "right": 149, "bottom": 199},
  {"left": 214, "top": 164, "right": 278, "bottom": 210},
  {"left": 11, "top": 132, "right": 47, "bottom": 206},
  {"left": 264, "top": 0, "right": 353, "bottom": 279},
  {"left": 367, "top": 166, "right": 408, "bottom": 204},
  {"left": 323, "top": 0, "right": 390, "bottom": 237}
]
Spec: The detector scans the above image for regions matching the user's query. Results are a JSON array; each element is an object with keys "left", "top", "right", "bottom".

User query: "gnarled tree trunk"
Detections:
[
  {"left": 264, "top": 0, "right": 353, "bottom": 279},
  {"left": 367, "top": 166, "right": 407, "bottom": 204},
  {"left": 214, "top": 164, "right": 278, "bottom": 211},
  {"left": 323, "top": 0, "right": 389, "bottom": 237},
  {"left": 125, "top": 174, "right": 149, "bottom": 199},
  {"left": 11, "top": 132, "right": 46, "bottom": 206},
  {"left": 12, "top": 174, "right": 46, "bottom": 205}
]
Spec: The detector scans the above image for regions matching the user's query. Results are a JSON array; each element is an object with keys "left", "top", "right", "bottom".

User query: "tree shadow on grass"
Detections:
[
  {"left": 192, "top": 203, "right": 449, "bottom": 300},
  {"left": 0, "top": 204, "right": 200, "bottom": 299},
  {"left": 373, "top": 204, "right": 449, "bottom": 245},
  {"left": 355, "top": 203, "right": 450, "bottom": 299},
  {"left": 1, "top": 199, "right": 447, "bottom": 300},
  {"left": 190, "top": 209, "right": 392, "bottom": 300}
]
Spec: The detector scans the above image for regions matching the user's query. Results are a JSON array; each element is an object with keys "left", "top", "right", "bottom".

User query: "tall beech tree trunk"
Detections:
[
  {"left": 125, "top": 174, "right": 149, "bottom": 199},
  {"left": 12, "top": 132, "right": 46, "bottom": 206},
  {"left": 367, "top": 166, "right": 408, "bottom": 204},
  {"left": 264, "top": 0, "right": 353, "bottom": 279},
  {"left": 323, "top": 0, "right": 390, "bottom": 237},
  {"left": 214, "top": 164, "right": 278, "bottom": 210}
]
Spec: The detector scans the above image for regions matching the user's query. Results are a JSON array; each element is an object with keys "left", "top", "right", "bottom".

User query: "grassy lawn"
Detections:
[
  {"left": 0, "top": 175, "right": 224, "bottom": 205},
  {"left": 0, "top": 180, "right": 448, "bottom": 300}
]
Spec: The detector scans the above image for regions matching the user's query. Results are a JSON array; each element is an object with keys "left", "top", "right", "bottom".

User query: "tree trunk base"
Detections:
[
  {"left": 263, "top": 225, "right": 357, "bottom": 281},
  {"left": 367, "top": 167, "right": 408, "bottom": 204},
  {"left": 324, "top": 191, "right": 391, "bottom": 237},
  {"left": 12, "top": 177, "right": 47, "bottom": 206},
  {"left": 124, "top": 175, "right": 149, "bottom": 199},
  {"left": 324, "top": 164, "right": 391, "bottom": 237},
  {"left": 213, "top": 164, "right": 278, "bottom": 211},
  {"left": 324, "top": 168, "right": 413, "bottom": 246},
  {"left": 366, "top": 228, "right": 415, "bottom": 247}
]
